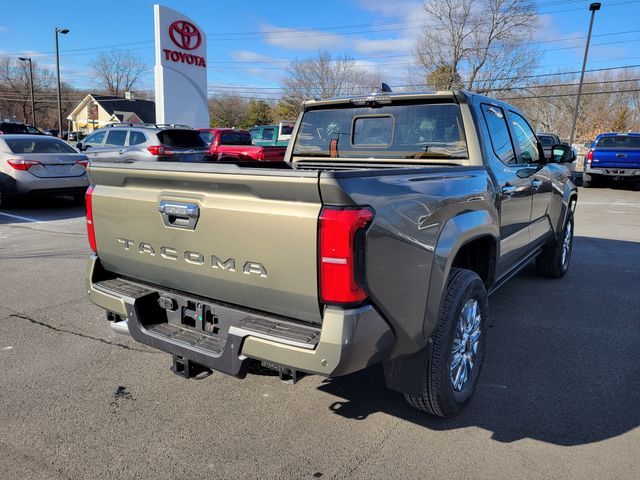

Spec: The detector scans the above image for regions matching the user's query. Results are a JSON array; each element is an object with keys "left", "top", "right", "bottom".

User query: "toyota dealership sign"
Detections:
[{"left": 154, "top": 4, "right": 209, "bottom": 127}]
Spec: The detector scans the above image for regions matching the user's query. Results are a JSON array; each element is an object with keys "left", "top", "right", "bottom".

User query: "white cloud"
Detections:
[
  {"left": 230, "top": 50, "right": 279, "bottom": 63},
  {"left": 0, "top": 26, "right": 7, "bottom": 32},
  {"left": 261, "top": 24, "right": 345, "bottom": 51},
  {"left": 357, "top": 0, "right": 423, "bottom": 18},
  {"left": 354, "top": 37, "right": 414, "bottom": 55}
]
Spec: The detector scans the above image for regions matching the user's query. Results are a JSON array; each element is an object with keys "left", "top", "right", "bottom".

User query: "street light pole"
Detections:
[
  {"left": 568, "top": 3, "right": 601, "bottom": 147},
  {"left": 55, "top": 27, "right": 69, "bottom": 139},
  {"left": 18, "top": 57, "right": 36, "bottom": 127}
]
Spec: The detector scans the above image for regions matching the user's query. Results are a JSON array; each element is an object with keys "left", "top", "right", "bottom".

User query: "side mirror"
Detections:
[
  {"left": 552, "top": 144, "right": 575, "bottom": 163},
  {"left": 76, "top": 142, "right": 84, "bottom": 151}
]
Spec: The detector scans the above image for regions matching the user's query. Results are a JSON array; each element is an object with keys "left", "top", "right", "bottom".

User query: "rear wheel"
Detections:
[
  {"left": 581, "top": 172, "right": 598, "bottom": 187},
  {"left": 0, "top": 189, "right": 11, "bottom": 209},
  {"left": 404, "top": 268, "right": 488, "bottom": 417},
  {"left": 536, "top": 212, "right": 574, "bottom": 278}
]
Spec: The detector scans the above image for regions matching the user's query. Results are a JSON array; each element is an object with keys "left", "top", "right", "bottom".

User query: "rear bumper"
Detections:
[
  {"left": 87, "top": 255, "right": 394, "bottom": 377},
  {"left": 586, "top": 166, "right": 640, "bottom": 177},
  {"left": 4, "top": 170, "right": 88, "bottom": 195}
]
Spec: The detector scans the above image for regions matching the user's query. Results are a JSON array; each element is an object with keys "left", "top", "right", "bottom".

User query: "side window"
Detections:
[
  {"left": 105, "top": 130, "right": 128, "bottom": 147},
  {"left": 509, "top": 112, "right": 540, "bottom": 164},
  {"left": 249, "top": 129, "right": 261, "bottom": 141},
  {"left": 262, "top": 128, "right": 275, "bottom": 141},
  {"left": 481, "top": 104, "right": 515, "bottom": 164},
  {"left": 129, "top": 131, "right": 146, "bottom": 146},
  {"left": 84, "top": 130, "right": 106, "bottom": 147}
]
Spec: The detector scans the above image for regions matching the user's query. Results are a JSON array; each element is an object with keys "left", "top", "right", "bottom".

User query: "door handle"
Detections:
[
  {"left": 502, "top": 185, "right": 517, "bottom": 195},
  {"left": 616, "top": 153, "right": 627, "bottom": 158},
  {"left": 158, "top": 201, "right": 200, "bottom": 229}
]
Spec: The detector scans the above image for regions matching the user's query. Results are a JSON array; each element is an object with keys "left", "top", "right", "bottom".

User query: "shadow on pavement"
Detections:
[
  {"left": 318, "top": 236, "right": 640, "bottom": 446},
  {"left": 0, "top": 196, "right": 85, "bottom": 223}
]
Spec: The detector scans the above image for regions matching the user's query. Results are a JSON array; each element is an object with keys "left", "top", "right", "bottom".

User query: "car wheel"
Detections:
[
  {"left": 404, "top": 268, "right": 488, "bottom": 417},
  {"left": 536, "top": 212, "right": 574, "bottom": 278}
]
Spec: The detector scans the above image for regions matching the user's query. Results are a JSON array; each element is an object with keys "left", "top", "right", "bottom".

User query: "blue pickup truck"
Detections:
[{"left": 583, "top": 132, "right": 640, "bottom": 187}]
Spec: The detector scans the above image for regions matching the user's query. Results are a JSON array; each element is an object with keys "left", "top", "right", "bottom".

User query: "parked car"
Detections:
[
  {"left": 86, "top": 89, "right": 577, "bottom": 417},
  {"left": 198, "top": 128, "right": 286, "bottom": 161},
  {"left": 0, "top": 134, "right": 89, "bottom": 207},
  {"left": 0, "top": 121, "right": 30, "bottom": 134},
  {"left": 583, "top": 132, "right": 640, "bottom": 187},
  {"left": 76, "top": 123, "right": 209, "bottom": 163},
  {"left": 249, "top": 122, "right": 294, "bottom": 147},
  {"left": 44, "top": 129, "right": 59, "bottom": 136}
]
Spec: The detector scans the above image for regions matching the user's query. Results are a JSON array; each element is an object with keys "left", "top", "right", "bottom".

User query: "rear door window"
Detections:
[
  {"left": 128, "top": 131, "right": 147, "bottom": 146},
  {"left": 480, "top": 104, "right": 515, "bottom": 164},
  {"left": 261, "top": 128, "right": 275, "bottom": 141},
  {"left": 105, "top": 130, "right": 128, "bottom": 147},
  {"left": 157, "top": 130, "right": 206, "bottom": 148}
]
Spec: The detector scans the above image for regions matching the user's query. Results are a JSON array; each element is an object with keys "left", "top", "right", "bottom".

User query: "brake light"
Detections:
[
  {"left": 319, "top": 207, "right": 374, "bottom": 305},
  {"left": 586, "top": 149, "right": 593, "bottom": 165},
  {"left": 76, "top": 159, "right": 89, "bottom": 167},
  {"left": 85, "top": 185, "right": 97, "bottom": 253},
  {"left": 7, "top": 159, "right": 40, "bottom": 171},
  {"left": 147, "top": 145, "right": 174, "bottom": 156}
]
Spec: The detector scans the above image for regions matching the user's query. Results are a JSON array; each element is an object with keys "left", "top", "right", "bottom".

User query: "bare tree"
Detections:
[
  {"left": 278, "top": 50, "right": 383, "bottom": 118},
  {"left": 0, "top": 58, "right": 56, "bottom": 124},
  {"left": 208, "top": 95, "right": 248, "bottom": 127},
  {"left": 413, "top": 0, "right": 538, "bottom": 91},
  {"left": 91, "top": 50, "right": 147, "bottom": 96}
]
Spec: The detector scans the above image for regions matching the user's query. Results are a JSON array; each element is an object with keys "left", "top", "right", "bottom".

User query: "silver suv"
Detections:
[{"left": 77, "top": 123, "right": 209, "bottom": 163}]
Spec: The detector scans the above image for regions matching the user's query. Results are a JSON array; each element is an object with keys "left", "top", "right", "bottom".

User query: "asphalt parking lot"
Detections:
[{"left": 0, "top": 185, "right": 638, "bottom": 480}]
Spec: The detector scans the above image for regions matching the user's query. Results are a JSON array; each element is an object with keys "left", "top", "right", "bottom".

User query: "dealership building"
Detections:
[{"left": 66, "top": 93, "right": 156, "bottom": 133}]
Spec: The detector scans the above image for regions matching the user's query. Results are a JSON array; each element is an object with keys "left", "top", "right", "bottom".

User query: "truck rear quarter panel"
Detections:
[{"left": 320, "top": 167, "right": 498, "bottom": 358}]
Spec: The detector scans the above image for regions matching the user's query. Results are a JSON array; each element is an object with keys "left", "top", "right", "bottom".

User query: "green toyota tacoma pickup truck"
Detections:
[{"left": 86, "top": 90, "right": 577, "bottom": 417}]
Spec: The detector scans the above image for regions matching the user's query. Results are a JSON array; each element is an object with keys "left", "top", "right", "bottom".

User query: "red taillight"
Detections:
[
  {"left": 7, "top": 159, "right": 40, "bottom": 171},
  {"left": 76, "top": 159, "right": 89, "bottom": 167},
  {"left": 147, "top": 145, "right": 174, "bottom": 156},
  {"left": 319, "top": 207, "right": 374, "bottom": 305},
  {"left": 85, "top": 185, "right": 97, "bottom": 253},
  {"left": 586, "top": 149, "right": 593, "bottom": 164}
]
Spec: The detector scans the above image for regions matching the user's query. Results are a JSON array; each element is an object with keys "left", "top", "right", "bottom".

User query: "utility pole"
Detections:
[
  {"left": 568, "top": 3, "right": 601, "bottom": 147},
  {"left": 18, "top": 57, "right": 36, "bottom": 127},
  {"left": 55, "top": 27, "right": 69, "bottom": 138}
]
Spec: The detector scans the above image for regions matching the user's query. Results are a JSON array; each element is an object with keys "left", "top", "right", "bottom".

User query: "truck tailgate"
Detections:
[{"left": 88, "top": 162, "right": 323, "bottom": 324}]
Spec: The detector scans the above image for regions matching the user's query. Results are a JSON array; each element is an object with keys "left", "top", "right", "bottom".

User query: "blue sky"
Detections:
[{"left": 0, "top": 0, "right": 639, "bottom": 99}]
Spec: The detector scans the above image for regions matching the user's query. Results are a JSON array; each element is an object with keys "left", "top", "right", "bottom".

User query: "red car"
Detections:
[{"left": 198, "top": 128, "right": 286, "bottom": 162}]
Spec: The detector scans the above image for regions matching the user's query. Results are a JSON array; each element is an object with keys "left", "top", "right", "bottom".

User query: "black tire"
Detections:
[
  {"left": 536, "top": 212, "right": 574, "bottom": 278},
  {"left": 0, "top": 189, "right": 11, "bottom": 209},
  {"left": 582, "top": 172, "right": 596, "bottom": 187},
  {"left": 404, "top": 268, "right": 488, "bottom": 417}
]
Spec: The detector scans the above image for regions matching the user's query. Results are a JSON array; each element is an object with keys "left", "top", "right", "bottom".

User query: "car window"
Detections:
[
  {"left": 481, "top": 104, "right": 515, "bottom": 164},
  {"left": 158, "top": 129, "right": 206, "bottom": 148},
  {"left": 84, "top": 130, "right": 106, "bottom": 147},
  {"left": 293, "top": 103, "right": 468, "bottom": 159},
  {"left": 595, "top": 135, "right": 640, "bottom": 149},
  {"left": 280, "top": 125, "right": 293, "bottom": 136},
  {"left": 129, "top": 131, "right": 146, "bottom": 146},
  {"left": 509, "top": 111, "right": 540, "bottom": 164},
  {"left": 262, "top": 128, "right": 275, "bottom": 141},
  {"left": 5, "top": 137, "right": 77, "bottom": 154},
  {"left": 199, "top": 131, "right": 214, "bottom": 144},
  {"left": 538, "top": 135, "right": 555, "bottom": 146},
  {"left": 249, "top": 129, "right": 261, "bottom": 141},
  {"left": 220, "top": 131, "right": 252, "bottom": 146},
  {"left": 105, "top": 130, "right": 128, "bottom": 147}
]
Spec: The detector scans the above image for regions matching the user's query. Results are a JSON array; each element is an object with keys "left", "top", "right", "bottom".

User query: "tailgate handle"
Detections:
[{"left": 158, "top": 201, "right": 199, "bottom": 229}]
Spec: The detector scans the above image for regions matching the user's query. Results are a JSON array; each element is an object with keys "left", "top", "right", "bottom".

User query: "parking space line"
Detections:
[
  {"left": 0, "top": 211, "right": 46, "bottom": 223},
  {"left": 578, "top": 202, "right": 640, "bottom": 207}
]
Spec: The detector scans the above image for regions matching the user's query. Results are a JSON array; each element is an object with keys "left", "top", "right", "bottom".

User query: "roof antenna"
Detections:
[{"left": 380, "top": 83, "right": 393, "bottom": 93}]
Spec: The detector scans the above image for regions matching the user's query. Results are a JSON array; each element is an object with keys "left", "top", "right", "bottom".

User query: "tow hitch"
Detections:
[{"left": 172, "top": 354, "right": 212, "bottom": 379}]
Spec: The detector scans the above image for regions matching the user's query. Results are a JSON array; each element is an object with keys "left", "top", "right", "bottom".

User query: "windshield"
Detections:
[
  {"left": 595, "top": 135, "right": 640, "bottom": 149},
  {"left": 5, "top": 137, "right": 77, "bottom": 154},
  {"left": 538, "top": 135, "right": 555, "bottom": 146},
  {"left": 293, "top": 103, "right": 467, "bottom": 159}
]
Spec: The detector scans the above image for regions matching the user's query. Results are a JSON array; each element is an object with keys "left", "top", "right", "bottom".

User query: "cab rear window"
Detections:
[
  {"left": 157, "top": 130, "right": 206, "bottom": 148},
  {"left": 595, "top": 136, "right": 640, "bottom": 149},
  {"left": 293, "top": 103, "right": 467, "bottom": 159}
]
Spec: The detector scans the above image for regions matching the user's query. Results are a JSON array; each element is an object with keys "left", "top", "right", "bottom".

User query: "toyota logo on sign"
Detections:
[{"left": 169, "top": 20, "right": 202, "bottom": 50}]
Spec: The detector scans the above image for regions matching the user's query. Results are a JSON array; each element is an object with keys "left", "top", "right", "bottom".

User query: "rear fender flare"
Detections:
[
  {"left": 556, "top": 182, "right": 578, "bottom": 235},
  {"left": 423, "top": 210, "right": 499, "bottom": 340}
]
